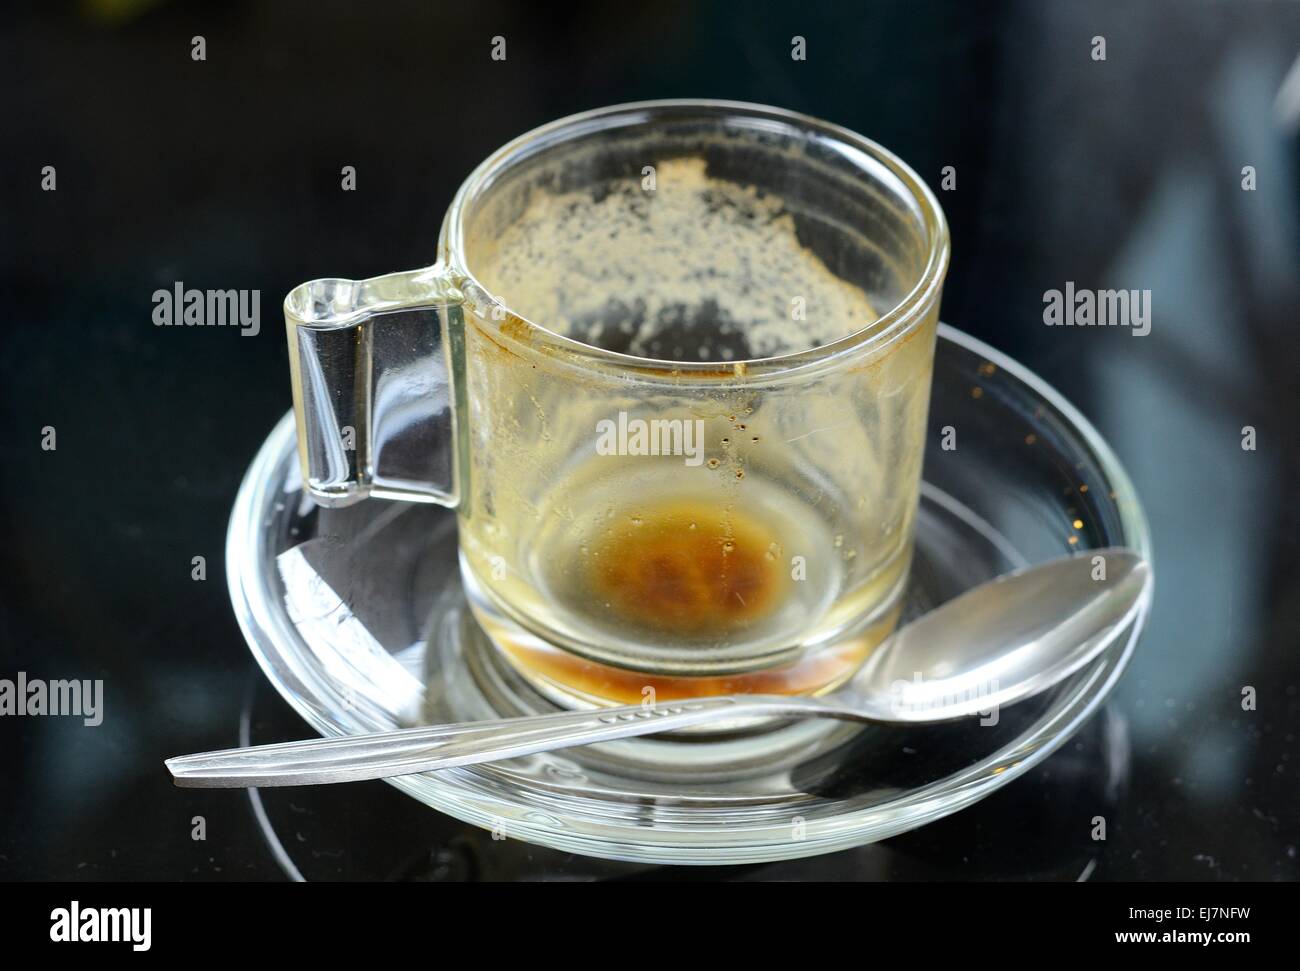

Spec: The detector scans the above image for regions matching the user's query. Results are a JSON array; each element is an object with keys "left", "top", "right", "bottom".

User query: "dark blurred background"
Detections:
[{"left": 1, "top": 0, "right": 1297, "bottom": 880}]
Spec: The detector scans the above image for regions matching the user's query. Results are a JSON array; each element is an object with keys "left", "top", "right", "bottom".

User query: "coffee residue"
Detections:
[
  {"left": 473, "top": 157, "right": 878, "bottom": 360},
  {"left": 588, "top": 499, "right": 786, "bottom": 635}
]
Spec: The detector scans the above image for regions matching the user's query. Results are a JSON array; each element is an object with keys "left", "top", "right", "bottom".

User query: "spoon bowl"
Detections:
[{"left": 839, "top": 547, "right": 1150, "bottom": 723}]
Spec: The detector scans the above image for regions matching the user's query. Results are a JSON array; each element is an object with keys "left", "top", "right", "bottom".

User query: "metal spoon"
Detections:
[{"left": 168, "top": 547, "right": 1149, "bottom": 788}]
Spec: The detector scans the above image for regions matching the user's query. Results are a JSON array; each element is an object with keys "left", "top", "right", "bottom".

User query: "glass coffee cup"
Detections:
[{"left": 284, "top": 100, "right": 949, "bottom": 708}]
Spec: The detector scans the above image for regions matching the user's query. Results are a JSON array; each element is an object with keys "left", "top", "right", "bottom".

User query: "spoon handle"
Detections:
[{"left": 167, "top": 695, "right": 809, "bottom": 787}]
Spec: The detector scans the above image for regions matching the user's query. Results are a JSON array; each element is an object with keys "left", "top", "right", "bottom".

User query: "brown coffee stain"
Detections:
[{"left": 588, "top": 500, "right": 785, "bottom": 635}]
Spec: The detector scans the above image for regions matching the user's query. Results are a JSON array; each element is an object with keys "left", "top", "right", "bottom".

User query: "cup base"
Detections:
[{"left": 461, "top": 562, "right": 906, "bottom": 709}]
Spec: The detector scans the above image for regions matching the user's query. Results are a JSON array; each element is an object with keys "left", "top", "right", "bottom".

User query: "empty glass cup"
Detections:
[{"left": 284, "top": 100, "right": 949, "bottom": 706}]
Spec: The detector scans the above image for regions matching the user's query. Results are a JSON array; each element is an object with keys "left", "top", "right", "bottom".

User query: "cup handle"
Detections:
[{"left": 284, "top": 264, "right": 466, "bottom": 507}]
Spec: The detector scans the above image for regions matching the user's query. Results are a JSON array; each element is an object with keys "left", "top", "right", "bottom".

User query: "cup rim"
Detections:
[{"left": 441, "top": 99, "right": 950, "bottom": 378}]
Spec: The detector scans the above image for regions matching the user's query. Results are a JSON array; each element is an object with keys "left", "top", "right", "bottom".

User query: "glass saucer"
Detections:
[{"left": 226, "top": 325, "right": 1152, "bottom": 865}]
